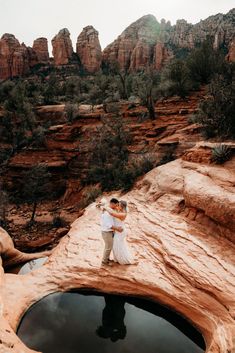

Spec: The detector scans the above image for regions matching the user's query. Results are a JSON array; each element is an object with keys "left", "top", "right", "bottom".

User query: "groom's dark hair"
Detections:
[{"left": 110, "top": 198, "right": 119, "bottom": 204}]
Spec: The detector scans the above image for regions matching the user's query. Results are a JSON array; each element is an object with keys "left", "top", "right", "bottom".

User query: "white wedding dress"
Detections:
[{"left": 113, "top": 218, "right": 134, "bottom": 265}]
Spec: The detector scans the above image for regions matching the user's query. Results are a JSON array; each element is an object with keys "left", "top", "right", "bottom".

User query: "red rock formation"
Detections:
[
  {"left": 1, "top": 9, "right": 234, "bottom": 77},
  {"left": 52, "top": 28, "right": 73, "bottom": 66},
  {"left": 0, "top": 34, "right": 31, "bottom": 79},
  {"left": 0, "top": 34, "right": 43, "bottom": 79},
  {"left": 103, "top": 9, "right": 235, "bottom": 72},
  {"left": 129, "top": 40, "right": 152, "bottom": 71},
  {"left": 226, "top": 38, "right": 235, "bottom": 62},
  {"left": 76, "top": 26, "right": 102, "bottom": 73},
  {"left": 33, "top": 37, "right": 49, "bottom": 63},
  {"left": 26, "top": 45, "right": 39, "bottom": 68},
  {"left": 154, "top": 42, "right": 173, "bottom": 70},
  {"left": 103, "top": 15, "right": 160, "bottom": 71}
]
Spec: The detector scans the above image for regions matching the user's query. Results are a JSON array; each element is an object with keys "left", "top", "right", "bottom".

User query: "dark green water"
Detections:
[{"left": 17, "top": 291, "right": 205, "bottom": 353}]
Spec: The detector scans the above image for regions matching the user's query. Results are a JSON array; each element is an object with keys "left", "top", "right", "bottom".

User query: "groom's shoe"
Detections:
[{"left": 101, "top": 261, "right": 113, "bottom": 267}]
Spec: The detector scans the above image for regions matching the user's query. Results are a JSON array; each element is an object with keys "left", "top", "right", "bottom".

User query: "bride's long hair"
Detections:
[{"left": 120, "top": 200, "right": 127, "bottom": 212}]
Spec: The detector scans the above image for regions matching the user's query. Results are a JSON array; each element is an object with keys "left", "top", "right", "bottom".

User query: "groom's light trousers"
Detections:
[{"left": 102, "top": 231, "right": 114, "bottom": 263}]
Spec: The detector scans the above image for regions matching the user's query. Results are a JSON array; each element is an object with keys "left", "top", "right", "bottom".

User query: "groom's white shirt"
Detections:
[{"left": 101, "top": 211, "right": 115, "bottom": 232}]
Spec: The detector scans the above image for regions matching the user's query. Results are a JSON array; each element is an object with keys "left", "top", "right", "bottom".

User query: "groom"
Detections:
[{"left": 100, "top": 198, "right": 122, "bottom": 265}]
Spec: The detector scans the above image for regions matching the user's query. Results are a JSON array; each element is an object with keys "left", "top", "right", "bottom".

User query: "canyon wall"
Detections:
[{"left": 0, "top": 8, "right": 234, "bottom": 80}]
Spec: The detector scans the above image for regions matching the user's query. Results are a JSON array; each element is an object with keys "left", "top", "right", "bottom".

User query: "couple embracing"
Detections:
[{"left": 97, "top": 198, "right": 135, "bottom": 266}]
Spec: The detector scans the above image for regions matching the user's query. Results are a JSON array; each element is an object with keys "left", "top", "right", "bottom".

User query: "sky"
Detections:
[{"left": 0, "top": 0, "right": 234, "bottom": 53}]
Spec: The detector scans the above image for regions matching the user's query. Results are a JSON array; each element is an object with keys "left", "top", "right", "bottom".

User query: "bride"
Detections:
[{"left": 105, "top": 200, "right": 135, "bottom": 265}]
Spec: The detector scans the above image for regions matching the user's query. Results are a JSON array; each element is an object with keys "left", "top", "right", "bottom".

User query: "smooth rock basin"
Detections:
[
  {"left": 7, "top": 258, "right": 48, "bottom": 275},
  {"left": 17, "top": 291, "right": 205, "bottom": 353}
]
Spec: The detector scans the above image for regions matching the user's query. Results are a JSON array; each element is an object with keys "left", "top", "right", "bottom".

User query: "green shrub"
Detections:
[
  {"left": 64, "top": 103, "right": 78, "bottom": 123},
  {"left": 78, "top": 185, "right": 102, "bottom": 209},
  {"left": 22, "top": 164, "right": 52, "bottom": 224},
  {"left": 187, "top": 40, "right": 224, "bottom": 85},
  {"left": 52, "top": 215, "right": 67, "bottom": 228},
  {"left": 158, "top": 149, "right": 175, "bottom": 166},
  {"left": 160, "top": 59, "right": 192, "bottom": 98},
  {"left": 86, "top": 110, "right": 131, "bottom": 190},
  {"left": 193, "top": 66, "right": 235, "bottom": 138},
  {"left": 211, "top": 144, "right": 232, "bottom": 164}
]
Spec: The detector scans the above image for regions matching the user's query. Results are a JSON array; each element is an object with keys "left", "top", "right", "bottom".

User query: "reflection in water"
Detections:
[
  {"left": 96, "top": 295, "right": 126, "bottom": 342},
  {"left": 17, "top": 292, "right": 205, "bottom": 353}
]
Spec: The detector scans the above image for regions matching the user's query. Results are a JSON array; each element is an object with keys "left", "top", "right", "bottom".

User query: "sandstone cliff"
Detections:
[
  {"left": 102, "top": 14, "right": 161, "bottom": 71},
  {"left": 32, "top": 37, "right": 49, "bottom": 63},
  {"left": 103, "top": 9, "right": 235, "bottom": 71},
  {"left": 0, "top": 9, "right": 234, "bottom": 79},
  {"left": 52, "top": 28, "right": 73, "bottom": 66},
  {"left": 76, "top": 26, "right": 102, "bottom": 73},
  {"left": 0, "top": 34, "right": 31, "bottom": 79},
  {"left": 0, "top": 34, "right": 49, "bottom": 80}
]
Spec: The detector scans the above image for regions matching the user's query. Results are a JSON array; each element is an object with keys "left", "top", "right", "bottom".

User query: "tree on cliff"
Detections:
[
  {"left": 132, "top": 69, "right": 160, "bottom": 120},
  {"left": 86, "top": 106, "right": 132, "bottom": 190},
  {"left": 3, "top": 81, "right": 37, "bottom": 149},
  {"left": 22, "top": 164, "right": 51, "bottom": 224},
  {"left": 194, "top": 63, "right": 235, "bottom": 138},
  {"left": 43, "top": 74, "right": 60, "bottom": 104},
  {"left": 107, "top": 61, "right": 130, "bottom": 100},
  {"left": 187, "top": 40, "right": 224, "bottom": 85},
  {"left": 160, "top": 59, "right": 192, "bottom": 98}
]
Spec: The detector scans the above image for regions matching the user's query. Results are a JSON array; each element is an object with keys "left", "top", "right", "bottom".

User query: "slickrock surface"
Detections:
[
  {"left": 0, "top": 157, "right": 235, "bottom": 353},
  {"left": 76, "top": 26, "right": 102, "bottom": 73},
  {"left": 52, "top": 28, "right": 73, "bottom": 66}
]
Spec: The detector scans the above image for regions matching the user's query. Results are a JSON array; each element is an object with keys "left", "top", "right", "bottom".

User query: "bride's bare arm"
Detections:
[{"left": 105, "top": 207, "right": 127, "bottom": 221}]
